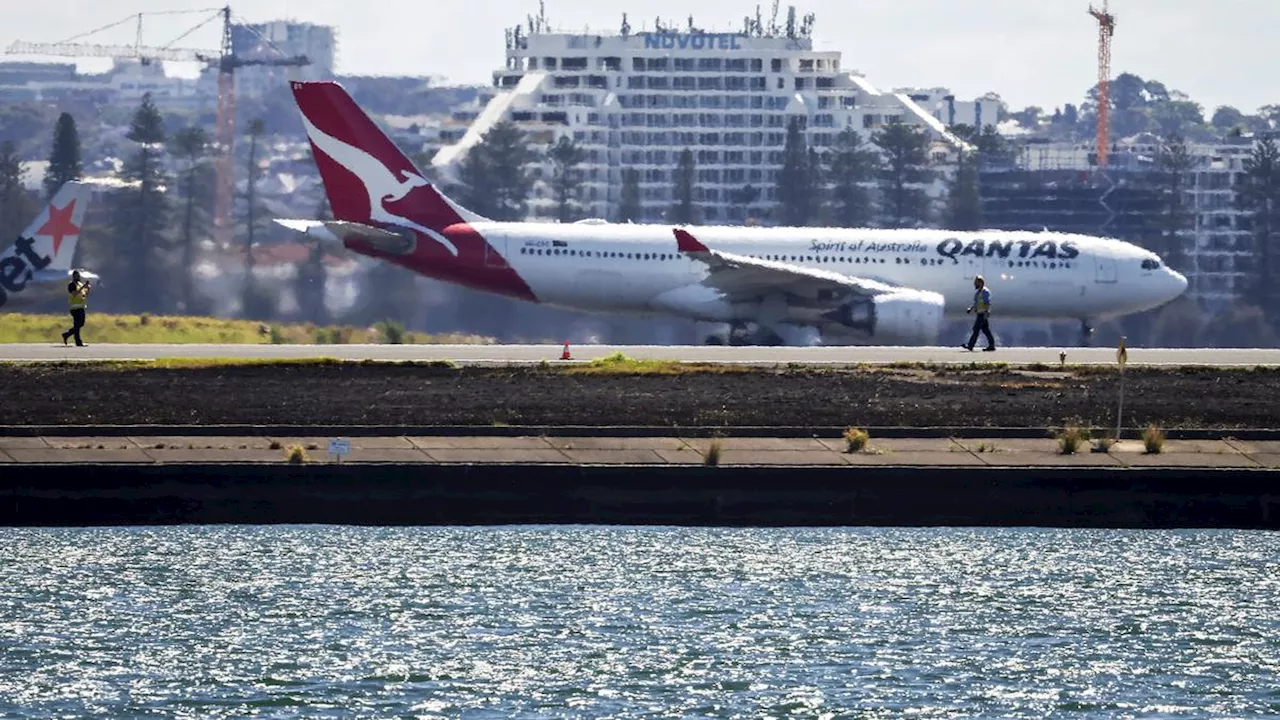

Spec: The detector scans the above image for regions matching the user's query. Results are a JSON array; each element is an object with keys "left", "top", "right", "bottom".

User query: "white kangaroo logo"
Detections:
[{"left": 301, "top": 114, "right": 459, "bottom": 256}]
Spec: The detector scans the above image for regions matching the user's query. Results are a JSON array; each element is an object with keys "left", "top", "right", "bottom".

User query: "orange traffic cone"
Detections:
[{"left": 560, "top": 341, "right": 572, "bottom": 360}]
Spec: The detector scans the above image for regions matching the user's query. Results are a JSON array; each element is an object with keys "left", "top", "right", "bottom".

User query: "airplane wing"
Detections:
[
  {"left": 673, "top": 228, "right": 931, "bottom": 302},
  {"left": 273, "top": 218, "right": 414, "bottom": 254},
  {"left": 671, "top": 228, "right": 946, "bottom": 342}
]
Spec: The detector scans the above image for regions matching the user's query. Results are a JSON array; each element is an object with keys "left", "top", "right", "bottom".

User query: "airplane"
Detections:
[
  {"left": 275, "top": 81, "right": 1189, "bottom": 347},
  {"left": 0, "top": 181, "right": 98, "bottom": 312}
]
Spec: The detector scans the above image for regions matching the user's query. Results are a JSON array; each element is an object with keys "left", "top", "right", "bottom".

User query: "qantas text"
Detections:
[{"left": 935, "top": 238, "right": 1079, "bottom": 264}]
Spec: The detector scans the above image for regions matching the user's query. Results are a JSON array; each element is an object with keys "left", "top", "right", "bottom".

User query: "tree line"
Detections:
[
  {"left": 447, "top": 116, "right": 1013, "bottom": 232},
  {"left": 0, "top": 93, "right": 337, "bottom": 325}
]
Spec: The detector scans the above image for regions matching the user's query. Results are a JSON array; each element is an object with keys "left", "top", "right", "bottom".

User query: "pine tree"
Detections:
[
  {"left": 1236, "top": 135, "right": 1280, "bottom": 324},
  {"left": 242, "top": 118, "right": 272, "bottom": 318},
  {"left": 618, "top": 167, "right": 642, "bottom": 222},
  {"left": 731, "top": 184, "right": 761, "bottom": 224},
  {"left": 109, "top": 93, "right": 171, "bottom": 312},
  {"left": 1157, "top": 132, "right": 1193, "bottom": 272},
  {"left": 0, "top": 140, "right": 34, "bottom": 244},
  {"left": 668, "top": 148, "right": 698, "bottom": 224},
  {"left": 169, "top": 125, "right": 211, "bottom": 313},
  {"left": 296, "top": 195, "right": 330, "bottom": 325},
  {"left": 457, "top": 121, "right": 536, "bottom": 220},
  {"left": 805, "top": 147, "right": 827, "bottom": 226},
  {"left": 546, "top": 135, "right": 587, "bottom": 223},
  {"left": 828, "top": 128, "right": 877, "bottom": 228},
  {"left": 776, "top": 116, "right": 811, "bottom": 226},
  {"left": 872, "top": 121, "right": 932, "bottom": 228},
  {"left": 946, "top": 147, "right": 983, "bottom": 231},
  {"left": 43, "top": 112, "right": 82, "bottom": 199}
]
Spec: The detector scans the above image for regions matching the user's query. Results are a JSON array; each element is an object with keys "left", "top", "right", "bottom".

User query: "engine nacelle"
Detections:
[{"left": 823, "top": 289, "right": 945, "bottom": 344}]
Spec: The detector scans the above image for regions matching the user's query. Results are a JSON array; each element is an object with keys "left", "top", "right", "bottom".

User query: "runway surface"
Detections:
[{"left": 1, "top": 343, "right": 1278, "bottom": 366}]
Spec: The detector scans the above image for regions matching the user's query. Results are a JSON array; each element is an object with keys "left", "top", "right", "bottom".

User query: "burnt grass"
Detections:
[{"left": 3, "top": 362, "right": 1279, "bottom": 430}]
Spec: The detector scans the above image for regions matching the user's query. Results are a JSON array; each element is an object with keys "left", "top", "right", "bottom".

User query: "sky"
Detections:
[{"left": 2, "top": 0, "right": 1276, "bottom": 115}]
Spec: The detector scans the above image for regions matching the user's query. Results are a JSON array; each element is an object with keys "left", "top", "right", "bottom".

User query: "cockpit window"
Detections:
[{"left": 1141, "top": 259, "right": 1161, "bottom": 270}]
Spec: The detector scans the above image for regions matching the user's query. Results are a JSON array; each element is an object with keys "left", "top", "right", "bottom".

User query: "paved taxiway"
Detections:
[{"left": 1, "top": 343, "right": 1278, "bottom": 366}]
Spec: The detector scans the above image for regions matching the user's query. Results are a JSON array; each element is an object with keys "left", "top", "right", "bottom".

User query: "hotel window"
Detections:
[
  {"left": 750, "top": 58, "right": 764, "bottom": 72},
  {"left": 646, "top": 57, "right": 668, "bottom": 71},
  {"left": 697, "top": 58, "right": 722, "bottom": 71},
  {"left": 725, "top": 58, "right": 747, "bottom": 72},
  {"left": 632, "top": 58, "right": 645, "bottom": 71},
  {"left": 799, "top": 59, "right": 814, "bottom": 72},
  {"left": 771, "top": 58, "right": 783, "bottom": 72}
]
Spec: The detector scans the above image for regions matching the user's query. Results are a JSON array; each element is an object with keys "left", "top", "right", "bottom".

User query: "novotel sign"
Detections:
[{"left": 639, "top": 32, "right": 747, "bottom": 51}]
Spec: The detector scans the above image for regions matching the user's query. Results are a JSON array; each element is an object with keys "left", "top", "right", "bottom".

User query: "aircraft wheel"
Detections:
[{"left": 1078, "top": 319, "right": 1095, "bottom": 347}]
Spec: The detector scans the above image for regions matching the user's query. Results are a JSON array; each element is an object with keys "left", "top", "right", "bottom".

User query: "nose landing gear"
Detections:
[{"left": 1079, "top": 319, "right": 1095, "bottom": 347}]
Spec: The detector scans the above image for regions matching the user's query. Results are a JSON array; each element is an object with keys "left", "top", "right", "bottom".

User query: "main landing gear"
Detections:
[{"left": 701, "top": 322, "right": 785, "bottom": 346}]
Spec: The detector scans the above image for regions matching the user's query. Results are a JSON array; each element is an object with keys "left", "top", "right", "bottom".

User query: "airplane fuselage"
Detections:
[{"left": 419, "top": 222, "right": 1187, "bottom": 328}]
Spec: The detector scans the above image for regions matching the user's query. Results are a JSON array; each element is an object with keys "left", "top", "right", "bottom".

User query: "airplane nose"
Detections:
[{"left": 1171, "top": 269, "right": 1188, "bottom": 296}]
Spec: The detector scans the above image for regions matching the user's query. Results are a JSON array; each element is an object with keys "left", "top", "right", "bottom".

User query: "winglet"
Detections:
[{"left": 673, "top": 227, "right": 709, "bottom": 253}]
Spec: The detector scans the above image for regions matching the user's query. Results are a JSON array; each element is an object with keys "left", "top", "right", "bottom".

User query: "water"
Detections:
[{"left": 0, "top": 527, "right": 1277, "bottom": 719}]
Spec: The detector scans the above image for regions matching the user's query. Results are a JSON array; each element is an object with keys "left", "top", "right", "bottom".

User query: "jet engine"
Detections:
[{"left": 822, "top": 289, "right": 945, "bottom": 344}]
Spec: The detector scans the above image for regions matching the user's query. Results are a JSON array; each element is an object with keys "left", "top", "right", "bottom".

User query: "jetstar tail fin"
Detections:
[
  {"left": 4, "top": 181, "right": 94, "bottom": 271},
  {"left": 290, "top": 80, "right": 486, "bottom": 236}
]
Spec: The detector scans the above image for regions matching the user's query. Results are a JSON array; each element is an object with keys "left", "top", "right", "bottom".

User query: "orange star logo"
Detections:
[{"left": 36, "top": 199, "right": 80, "bottom": 258}]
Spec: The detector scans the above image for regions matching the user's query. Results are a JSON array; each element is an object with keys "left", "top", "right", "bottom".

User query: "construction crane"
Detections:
[
  {"left": 1088, "top": 0, "right": 1116, "bottom": 169},
  {"left": 6, "top": 6, "right": 311, "bottom": 247}
]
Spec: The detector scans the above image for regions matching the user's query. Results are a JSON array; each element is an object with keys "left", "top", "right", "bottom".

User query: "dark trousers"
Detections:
[
  {"left": 967, "top": 312, "right": 994, "bottom": 349},
  {"left": 64, "top": 308, "right": 85, "bottom": 346}
]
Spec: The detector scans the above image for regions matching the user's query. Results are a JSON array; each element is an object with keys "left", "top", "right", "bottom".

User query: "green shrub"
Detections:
[
  {"left": 286, "top": 444, "right": 308, "bottom": 464},
  {"left": 843, "top": 427, "right": 870, "bottom": 453},
  {"left": 376, "top": 319, "right": 406, "bottom": 344}
]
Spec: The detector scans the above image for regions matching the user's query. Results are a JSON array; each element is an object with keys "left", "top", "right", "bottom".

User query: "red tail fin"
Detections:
[{"left": 290, "top": 81, "right": 482, "bottom": 235}]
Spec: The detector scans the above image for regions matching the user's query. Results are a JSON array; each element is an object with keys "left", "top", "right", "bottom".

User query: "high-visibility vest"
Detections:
[
  {"left": 68, "top": 282, "right": 88, "bottom": 309},
  {"left": 973, "top": 287, "right": 991, "bottom": 314}
]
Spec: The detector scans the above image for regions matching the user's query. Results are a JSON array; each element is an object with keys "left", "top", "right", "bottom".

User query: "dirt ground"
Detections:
[{"left": 3, "top": 362, "right": 1278, "bottom": 430}]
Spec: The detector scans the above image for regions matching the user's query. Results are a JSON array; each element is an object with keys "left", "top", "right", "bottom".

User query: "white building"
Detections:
[
  {"left": 432, "top": 12, "right": 992, "bottom": 224},
  {"left": 1002, "top": 137, "right": 1256, "bottom": 311},
  {"left": 896, "top": 87, "right": 1001, "bottom": 132},
  {"left": 0, "top": 59, "right": 203, "bottom": 107},
  {"left": 229, "top": 21, "right": 337, "bottom": 100}
]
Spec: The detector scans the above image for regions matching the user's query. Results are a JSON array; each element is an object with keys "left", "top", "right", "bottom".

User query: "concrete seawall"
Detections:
[{"left": 3, "top": 463, "right": 1277, "bottom": 529}]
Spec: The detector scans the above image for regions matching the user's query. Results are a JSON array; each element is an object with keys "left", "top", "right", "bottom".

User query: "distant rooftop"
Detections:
[{"left": 505, "top": 3, "right": 818, "bottom": 49}]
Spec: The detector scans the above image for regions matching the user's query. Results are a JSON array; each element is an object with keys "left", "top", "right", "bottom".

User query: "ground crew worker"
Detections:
[
  {"left": 964, "top": 274, "right": 996, "bottom": 352},
  {"left": 62, "top": 271, "right": 90, "bottom": 347}
]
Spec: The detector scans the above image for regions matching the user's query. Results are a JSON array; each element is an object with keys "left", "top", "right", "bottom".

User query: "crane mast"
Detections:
[
  {"left": 6, "top": 5, "right": 310, "bottom": 249},
  {"left": 1088, "top": 1, "right": 1116, "bottom": 169}
]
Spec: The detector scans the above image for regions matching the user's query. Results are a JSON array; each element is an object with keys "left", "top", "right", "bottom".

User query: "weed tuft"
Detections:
[
  {"left": 1143, "top": 424, "right": 1166, "bottom": 454},
  {"left": 286, "top": 444, "right": 308, "bottom": 463},
  {"left": 1057, "top": 426, "right": 1091, "bottom": 455},
  {"left": 704, "top": 438, "right": 722, "bottom": 466}
]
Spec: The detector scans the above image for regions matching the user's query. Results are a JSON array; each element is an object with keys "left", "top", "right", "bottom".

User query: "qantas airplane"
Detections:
[
  {"left": 0, "top": 181, "right": 98, "bottom": 312},
  {"left": 276, "top": 81, "right": 1188, "bottom": 346}
]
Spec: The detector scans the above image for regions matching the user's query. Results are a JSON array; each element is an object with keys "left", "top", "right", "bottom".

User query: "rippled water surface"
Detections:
[{"left": 0, "top": 527, "right": 1277, "bottom": 718}]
